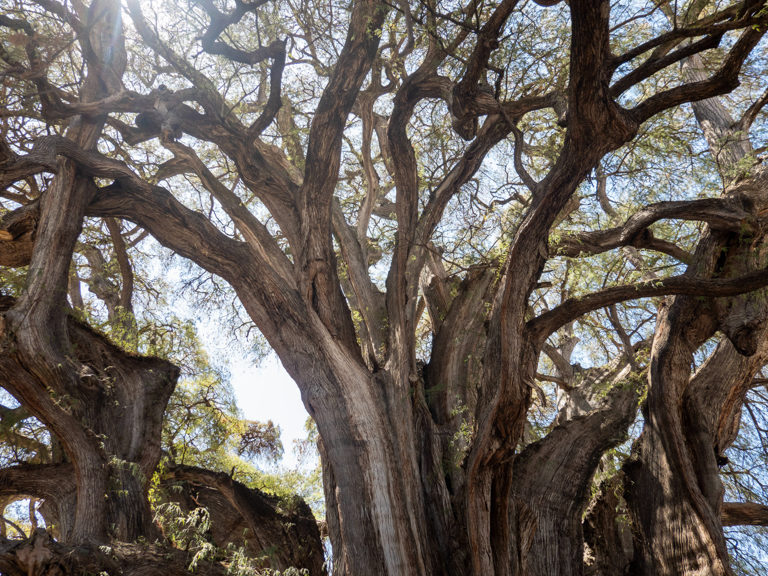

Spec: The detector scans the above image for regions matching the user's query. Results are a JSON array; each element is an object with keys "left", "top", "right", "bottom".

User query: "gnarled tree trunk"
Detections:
[
  {"left": 0, "top": 295, "right": 178, "bottom": 542},
  {"left": 624, "top": 37, "right": 768, "bottom": 572},
  {"left": 3, "top": 1, "right": 768, "bottom": 574}
]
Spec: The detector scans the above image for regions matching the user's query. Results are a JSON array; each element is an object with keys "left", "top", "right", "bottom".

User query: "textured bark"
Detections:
[
  {"left": 163, "top": 465, "right": 326, "bottom": 575},
  {"left": 622, "top": 201, "right": 768, "bottom": 575},
  {"left": 721, "top": 502, "right": 768, "bottom": 526},
  {"left": 624, "top": 304, "right": 728, "bottom": 576},
  {"left": 0, "top": 203, "right": 37, "bottom": 267},
  {"left": 0, "top": 529, "right": 229, "bottom": 576},
  {"left": 3, "top": 1, "right": 768, "bottom": 574},
  {"left": 623, "top": 212, "right": 768, "bottom": 575},
  {"left": 623, "top": 10, "right": 768, "bottom": 568},
  {"left": 88, "top": 10, "right": 768, "bottom": 574},
  {"left": 0, "top": 295, "right": 178, "bottom": 542},
  {"left": 511, "top": 360, "right": 642, "bottom": 576},
  {"left": 0, "top": 463, "right": 76, "bottom": 539},
  {"left": 583, "top": 475, "right": 633, "bottom": 576},
  {"left": 0, "top": 6, "right": 171, "bottom": 539}
]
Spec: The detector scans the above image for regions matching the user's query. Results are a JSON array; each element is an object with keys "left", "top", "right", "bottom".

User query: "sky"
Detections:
[{"left": 228, "top": 353, "right": 309, "bottom": 469}]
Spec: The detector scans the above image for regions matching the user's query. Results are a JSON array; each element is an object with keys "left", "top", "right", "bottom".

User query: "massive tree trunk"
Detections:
[
  {"left": 0, "top": 0, "right": 135, "bottom": 543},
  {"left": 583, "top": 474, "right": 634, "bottom": 575},
  {"left": 0, "top": 295, "right": 178, "bottom": 542},
  {"left": 625, "top": 288, "right": 768, "bottom": 576},
  {"left": 0, "top": 0, "right": 174, "bottom": 545},
  {"left": 3, "top": 0, "right": 768, "bottom": 574},
  {"left": 511, "top": 352, "right": 644, "bottom": 576}
]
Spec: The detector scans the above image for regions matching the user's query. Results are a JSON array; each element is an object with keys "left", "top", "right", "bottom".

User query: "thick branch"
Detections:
[
  {"left": 301, "top": 0, "right": 387, "bottom": 203},
  {"left": 529, "top": 267, "right": 768, "bottom": 342},
  {"left": 0, "top": 463, "right": 74, "bottom": 502},
  {"left": 611, "top": 32, "right": 723, "bottom": 97},
  {"left": 552, "top": 197, "right": 755, "bottom": 259},
  {"left": 104, "top": 218, "right": 134, "bottom": 311},
  {"left": 197, "top": 0, "right": 281, "bottom": 65},
  {"left": 332, "top": 199, "right": 386, "bottom": 359},
  {"left": 248, "top": 41, "right": 286, "bottom": 138},
  {"left": 630, "top": 24, "right": 766, "bottom": 123},
  {"left": 554, "top": 228, "right": 692, "bottom": 263},
  {"left": 451, "top": 0, "right": 520, "bottom": 138},
  {"left": 88, "top": 180, "right": 250, "bottom": 280},
  {"left": 160, "top": 140, "right": 295, "bottom": 285},
  {"left": 609, "top": 4, "right": 743, "bottom": 72},
  {"left": 0, "top": 202, "right": 38, "bottom": 267},
  {"left": 0, "top": 135, "right": 156, "bottom": 186},
  {"left": 296, "top": 0, "right": 388, "bottom": 350},
  {"left": 721, "top": 501, "right": 768, "bottom": 526},
  {"left": 1, "top": 172, "right": 251, "bottom": 282},
  {"left": 125, "top": 0, "right": 235, "bottom": 126}
]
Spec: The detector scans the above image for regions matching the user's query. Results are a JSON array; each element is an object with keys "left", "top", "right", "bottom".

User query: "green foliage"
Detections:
[
  {"left": 163, "top": 372, "right": 241, "bottom": 468},
  {"left": 153, "top": 494, "right": 312, "bottom": 576},
  {"left": 448, "top": 401, "right": 474, "bottom": 467},
  {"left": 154, "top": 502, "right": 212, "bottom": 553},
  {"left": 0, "top": 266, "right": 27, "bottom": 298},
  {"left": 237, "top": 420, "right": 284, "bottom": 463},
  {"left": 245, "top": 418, "right": 324, "bottom": 518},
  {"left": 4, "top": 0, "right": 768, "bottom": 572}
]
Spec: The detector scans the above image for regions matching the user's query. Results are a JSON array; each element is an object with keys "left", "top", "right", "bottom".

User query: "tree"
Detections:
[{"left": 2, "top": 0, "right": 768, "bottom": 574}]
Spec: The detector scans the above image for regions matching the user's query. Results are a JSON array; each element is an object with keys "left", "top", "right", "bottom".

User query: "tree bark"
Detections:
[
  {"left": 512, "top": 358, "right": 642, "bottom": 576},
  {"left": 583, "top": 474, "right": 634, "bottom": 576},
  {"left": 163, "top": 464, "right": 326, "bottom": 575},
  {"left": 0, "top": 529, "right": 229, "bottom": 576},
  {"left": 721, "top": 502, "right": 768, "bottom": 527},
  {"left": 624, "top": 24, "right": 768, "bottom": 571},
  {"left": 4, "top": 1, "right": 768, "bottom": 574},
  {"left": 0, "top": 296, "right": 178, "bottom": 542}
]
